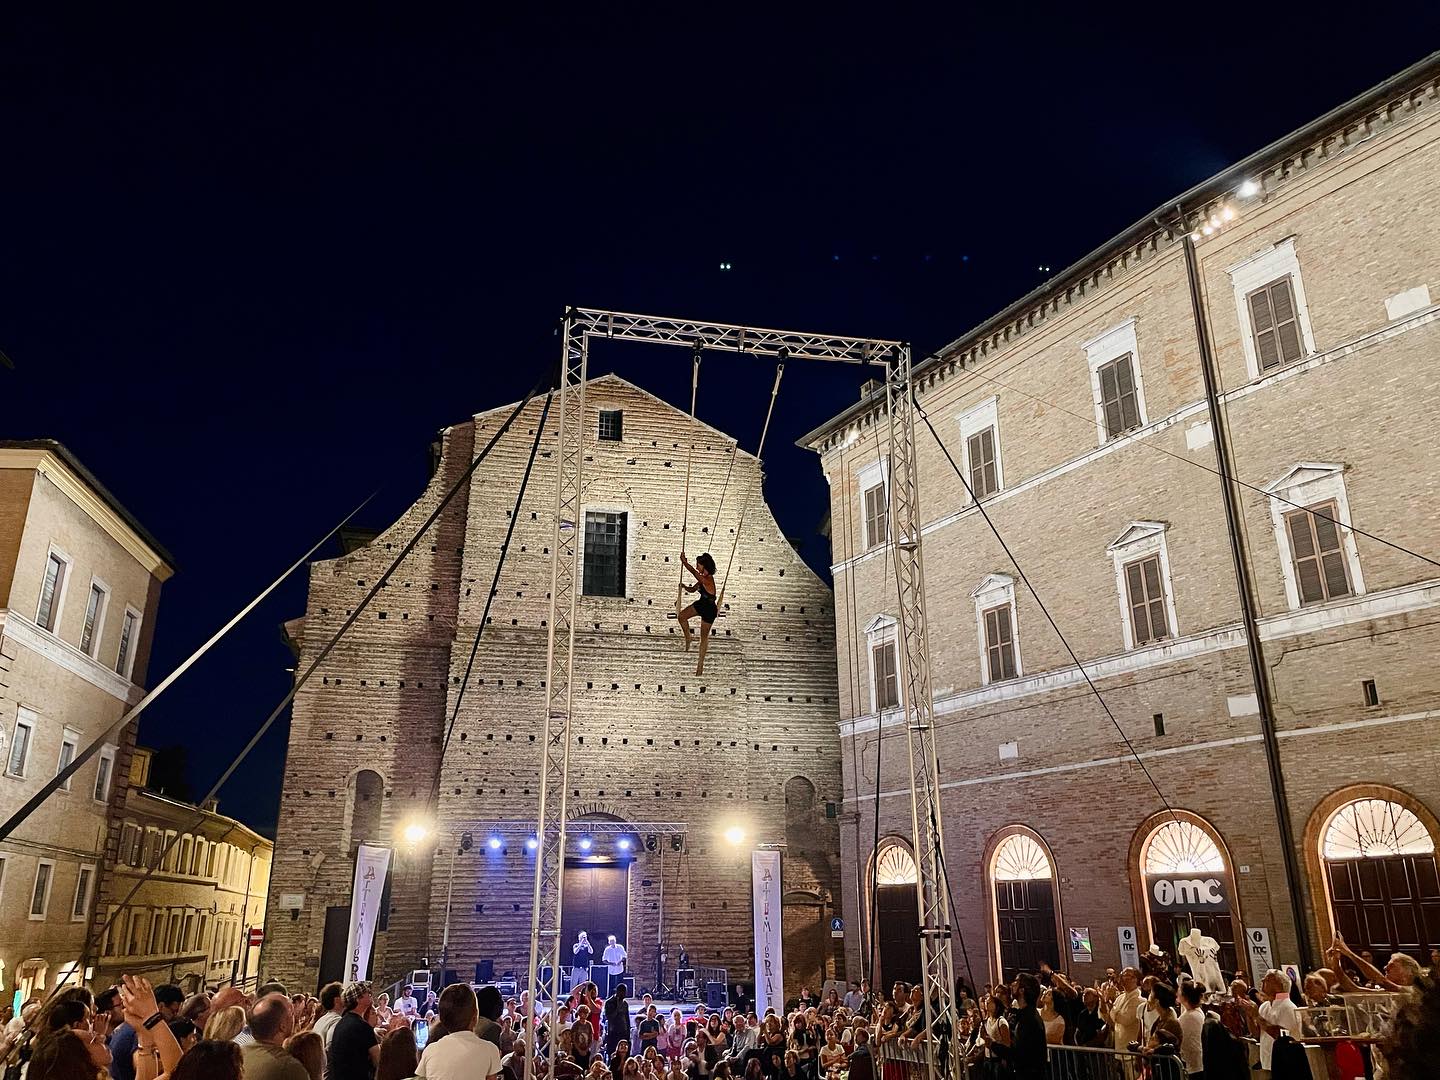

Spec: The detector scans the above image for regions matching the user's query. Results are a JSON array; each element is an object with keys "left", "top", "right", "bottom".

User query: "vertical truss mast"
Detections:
[{"left": 526, "top": 309, "right": 954, "bottom": 1080}]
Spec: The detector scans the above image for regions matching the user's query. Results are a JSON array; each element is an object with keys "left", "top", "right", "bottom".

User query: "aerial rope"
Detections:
[
  {"left": 677, "top": 346, "right": 701, "bottom": 610},
  {"left": 716, "top": 354, "right": 785, "bottom": 610}
]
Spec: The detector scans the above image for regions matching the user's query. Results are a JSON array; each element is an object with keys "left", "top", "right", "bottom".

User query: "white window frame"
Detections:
[
  {"left": 57, "top": 727, "right": 81, "bottom": 792},
  {"left": 863, "top": 614, "right": 902, "bottom": 715},
  {"left": 957, "top": 396, "right": 1004, "bottom": 501},
  {"left": 1107, "top": 522, "right": 1181, "bottom": 650},
  {"left": 1082, "top": 318, "right": 1149, "bottom": 445},
  {"left": 29, "top": 858, "right": 55, "bottom": 920},
  {"left": 71, "top": 863, "right": 95, "bottom": 922},
  {"left": 79, "top": 576, "right": 111, "bottom": 659},
  {"left": 93, "top": 745, "right": 116, "bottom": 805},
  {"left": 578, "top": 505, "right": 634, "bottom": 600},
  {"left": 1265, "top": 463, "right": 1365, "bottom": 611},
  {"left": 7, "top": 706, "right": 37, "bottom": 779},
  {"left": 116, "top": 605, "right": 143, "bottom": 680},
  {"left": 35, "top": 543, "right": 74, "bottom": 636},
  {"left": 857, "top": 457, "right": 890, "bottom": 551},
  {"left": 1227, "top": 238, "right": 1317, "bottom": 380},
  {"left": 971, "top": 573, "right": 1022, "bottom": 685}
]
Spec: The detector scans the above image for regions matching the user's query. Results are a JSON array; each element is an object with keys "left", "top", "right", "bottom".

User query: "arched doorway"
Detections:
[
  {"left": 989, "top": 830, "right": 1061, "bottom": 981},
  {"left": 1307, "top": 789, "right": 1440, "bottom": 966},
  {"left": 1133, "top": 814, "right": 1239, "bottom": 975},
  {"left": 871, "top": 840, "right": 921, "bottom": 990}
]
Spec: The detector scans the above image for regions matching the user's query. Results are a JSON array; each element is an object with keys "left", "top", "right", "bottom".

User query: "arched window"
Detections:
[
  {"left": 1143, "top": 820, "right": 1225, "bottom": 873},
  {"left": 785, "top": 776, "right": 817, "bottom": 811},
  {"left": 1324, "top": 799, "right": 1434, "bottom": 858},
  {"left": 348, "top": 770, "right": 385, "bottom": 850},
  {"left": 875, "top": 843, "right": 918, "bottom": 886},
  {"left": 993, "top": 834, "right": 1053, "bottom": 881}
]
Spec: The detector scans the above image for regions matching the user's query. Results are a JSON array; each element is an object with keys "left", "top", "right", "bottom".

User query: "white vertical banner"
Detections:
[
  {"left": 752, "top": 849, "right": 784, "bottom": 1017},
  {"left": 346, "top": 844, "right": 392, "bottom": 981}
]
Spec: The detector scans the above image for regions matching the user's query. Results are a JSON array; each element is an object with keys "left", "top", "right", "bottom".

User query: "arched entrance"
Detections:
[
  {"left": 870, "top": 839, "right": 921, "bottom": 990},
  {"left": 1132, "top": 813, "right": 1240, "bottom": 976},
  {"left": 1304, "top": 787, "right": 1440, "bottom": 966},
  {"left": 988, "top": 829, "right": 1061, "bottom": 981}
]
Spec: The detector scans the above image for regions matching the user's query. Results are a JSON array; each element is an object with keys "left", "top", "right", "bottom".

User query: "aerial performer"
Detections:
[{"left": 677, "top": 551, "right": 717, "bottom": 675}]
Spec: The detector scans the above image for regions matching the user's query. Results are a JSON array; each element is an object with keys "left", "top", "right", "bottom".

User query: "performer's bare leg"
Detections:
[
  {"left": 696, "top": 621, "right": 711, "bottom": 675},
  {"left": 678, "top": 605, "right": 695, "bottom": 651}
]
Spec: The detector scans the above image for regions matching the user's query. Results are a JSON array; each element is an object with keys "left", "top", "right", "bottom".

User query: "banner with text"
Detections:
[
  {"left": 346, "top": 844, "right": 392, "bottom": 981},
  {"left": 752, "top": 849, "right": 785, "bottom": 1018}
]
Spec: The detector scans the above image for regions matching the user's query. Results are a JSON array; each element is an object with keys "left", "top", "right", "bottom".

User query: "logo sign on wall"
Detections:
[
  {"left": 1117, "top": 927, "right": 1139, "bottom": 971},
  {"left": 1246, "top": 927, "right": 1273, "bottom": 985},
  {"left": 1069, "top": 927, "right": 1093, "bottom": 964},
  {"left": 1145, "top": 873, "right": 1231, "bottom": 914}
]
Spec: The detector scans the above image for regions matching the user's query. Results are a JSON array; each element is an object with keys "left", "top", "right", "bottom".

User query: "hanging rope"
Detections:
[
  {"left": 677, "top": 346, "right": 702, "bottom": 608},
  {"left": 707, "top": 439, "right": 739, "bottom": 539},
  {"left": 717, "top": 355, "right": 786, "bottom": 609}
]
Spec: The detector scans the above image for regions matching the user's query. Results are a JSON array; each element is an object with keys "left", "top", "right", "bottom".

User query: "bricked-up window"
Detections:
[
  {"left": 982, "top": 604, "right": 1017, "bottom": 682},
  {"left": 967, "top": 427, "right": 999, "bottom": 498},
  {"left": 1247, "top": 277, "right": 1305, "bottom": 372},
  {"left": 1284, "top": 500, "right": 1352, "bottom": 605},
  {"left": 872, "top": 642, "right": 899, "bottom": 710},
  {"left": 583, "top": 511, "right": 628, "bottom": 596},
  {"left": 862, "top": 482, "right": 888, "bottom": 549},
  {"left": 598, "top": 409, "right": 623, "bottom": 441},
  {"left": 36, "top": 551, "right": 67, "bottom": 632},
  {"left": 1097, "top": 354, "right": 1141, "bottom": 439},
  {"left": 1124, "top": 554, "right": 1170, "bottom": 645}
]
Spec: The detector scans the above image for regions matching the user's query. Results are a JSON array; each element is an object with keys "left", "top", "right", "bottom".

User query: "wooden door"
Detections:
[
  {"left": 1327, "top": 854, "right": 1440, "bottom": 965},
  {"left": 561, "top": 863, "right": 630, "bottom": 964},
  {"left": 875, "top": 884, "right": 921, "bottom": 989},
  {"left": 995, "top": 879, "right": 1059, "bottom": 981}
]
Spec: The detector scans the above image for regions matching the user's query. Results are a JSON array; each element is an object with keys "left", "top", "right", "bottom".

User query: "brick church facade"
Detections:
[{"left": 265, "top": 375, "right": 844, "bottom": 995}]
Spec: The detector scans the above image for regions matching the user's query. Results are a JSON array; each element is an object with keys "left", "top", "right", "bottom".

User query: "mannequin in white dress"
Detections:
[{"left": 1177, "top": 927, "right": 1225, "bottom": 992}]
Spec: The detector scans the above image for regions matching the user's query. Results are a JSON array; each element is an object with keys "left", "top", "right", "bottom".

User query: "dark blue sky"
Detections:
[{"left": 3, "top": 9, "right": 1434, "bottom": 835}]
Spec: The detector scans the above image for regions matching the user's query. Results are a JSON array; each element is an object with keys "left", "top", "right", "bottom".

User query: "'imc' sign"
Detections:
[{"left": 1146, "top": 873, "right": 1230, "bottom": 914}]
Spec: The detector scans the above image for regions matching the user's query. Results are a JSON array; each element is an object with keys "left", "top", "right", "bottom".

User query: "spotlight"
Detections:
[
  {"left": 460, "top": 832, "right": 474, "bottom": 852},
  {"left": 1202, "top": 225, "right": 1214, "bottom": 236},
  {"left": 402, "top": 823, "right": 429, "bottom": 845},
  {"left": 645, "top": 835, "right": 658, "bottom": 852},
  {"left": 618, "top": 838, "right": 632, "bottom": 851},
  {"left": 579, "top": 836, "right": 593, "bottom": 852},
  {"left": 1237, "top": 179, "right": 1260, "bottom": 198},
  {"left": 488, "top": 837, "right": 503, "bottom": 851},
  {"left": 670, "top": 835, "right": 684, "bottom": 852},
  {"left": 1221, "top": 207, "right": 1235, "bottom": 222},
  {"left": 526, "top": 836, "right": 539, "bottom": 851}
]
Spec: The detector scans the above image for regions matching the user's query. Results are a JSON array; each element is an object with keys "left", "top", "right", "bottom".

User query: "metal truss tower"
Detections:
[{"left": 526, "top": 309, "right": 955, "bottom": 1080}]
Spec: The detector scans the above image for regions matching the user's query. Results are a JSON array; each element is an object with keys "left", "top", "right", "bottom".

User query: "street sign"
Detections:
[
  {"left": 1246, "top": 927, "right": 1273, "bottom": 985},
  {"left": 1118, "top": 926, "right": 1139, "bottom": 971},
  {"left": 830, "top": 917, "right": 844, "bottom": 938},
  {"left": 248, "top": 927, "right": 265, "bottom": 947}
]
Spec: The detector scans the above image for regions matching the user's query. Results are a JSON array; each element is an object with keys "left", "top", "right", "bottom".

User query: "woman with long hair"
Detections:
[
  {"left": 203, "top": 1005, "right": 246, "bottom": 1042},
  {"left": 377, "top": 1025, "right": 419, "bottom": 1080},
  {"left": 171, "top": 1040, "right": 243, "bottom": 1080},
  {"left": 285, "top": 1030, "right": 326, "bottom": 1080},
  {"left": 27, "top": 1028, "right": 110, "bottom": 1080}
]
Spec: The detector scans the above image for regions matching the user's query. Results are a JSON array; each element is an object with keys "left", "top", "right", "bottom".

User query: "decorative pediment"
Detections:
[
  {"left": 1265, "top": 462, "right": 1344, "bottom": 494},
  {"left": 863, "top": 613, "right": 897, "bottom": 636},
  {"left": 1108, "top": 520, "right": 1167, "bottom": 551},
  {"left": 970, "top": 572, "right": 1015, "bottom": 599}
]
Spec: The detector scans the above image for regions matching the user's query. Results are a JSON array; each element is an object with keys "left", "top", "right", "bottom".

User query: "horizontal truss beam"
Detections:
[{"left": 571, "top": 308, "right": 901, "bottom": 365}]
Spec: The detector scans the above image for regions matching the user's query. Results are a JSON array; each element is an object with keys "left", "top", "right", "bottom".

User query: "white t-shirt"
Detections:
[
  {"left": 417, "top": 1029, "right": 504, "bottom": 1079},
  {"left": 1258, "top": 997, "right": 1301, "bottom": 1070},
  {"left": 603, "top": 944, "right": 627, "bottom": 974},
  {"left": 1178, "top": 1008, "right": 1205, "bottom": 1075}
]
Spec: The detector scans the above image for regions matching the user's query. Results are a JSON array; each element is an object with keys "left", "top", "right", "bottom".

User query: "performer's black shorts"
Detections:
[{"left": 694, "top": 596, "right": 718, "bottom": 624}]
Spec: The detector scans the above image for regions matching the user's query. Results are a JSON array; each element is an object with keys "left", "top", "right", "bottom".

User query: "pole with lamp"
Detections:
[{"left": 402, "top": 822, "right": 474, "bottom": 988}]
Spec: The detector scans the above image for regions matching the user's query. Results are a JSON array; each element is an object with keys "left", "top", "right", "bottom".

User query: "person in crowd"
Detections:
[
  {"left": 28, "top": 1008, "right": 111, "bottom": 1080},
  {"left": 313, "top": 983, "right": 347, "bottom": 1056},
  {"left": 573, "top": 1020, "right": 599, "bottom": 1071},
  {"left": 171, "top": 1040, "right": 245, "bottom": 1080},
  {"left": 688, "top": 1032, "right": 720, "bottom": 1080},
  {"left": 665, "top": 1011, "right": 687, "bottom": 1060},
  {"left": 286, "top": 1031, "right": 327, "bottom": 1080},
  {"left": 477, "top": 986, "right": 505, "bottom": 1049},
  {"left": 584, "top": 987, "right": 604, "bottom": 1044},
  {"left": 167, "top": 1020, "right": 199, "bottom": 1055},
  {"left": 604, "top": 985, "right": 629, "bottom": 1057},
  {"left": 1175, "top": 983, "right": 1204, "bottom": 1080},
  {"left": 397, "top": 988, "right": 420, "bottom": 1019},
  {"left": 1256, "top": 970, "right": 1301, "bottom": 1074},
  {"left": 613, "top": 1039, "right": 633, "bottom": 1078},
  {"left": 989, "top": 973, "right": 1045, "bottom": 1080},
  {"left": 415, "top": 983, "right": 502, "bottom": 1079},
  {"left": 108, "top": 982, "right": 183, "bottom": 1080},
  {"left": 242, "top": 993, "right": 311, "bottom": 1080},
  {"left": 726, "top": 1014, "right": 755, "bottom": 1066},
  {"left": 376, "top": 1026, "right": 419, "bottom": 1080},
  {"left": 1100, "top": 967, "right": 1142, "bottom": 1052},
  {"left": 1038, "top": 990, "right": 1065, "bottom": 1045},
  {"left": 846, "top": 1026, "right": 874, "bottom": 1080},
  {"left": 636, "top": 1005, "right": 663, "bottom": 1057},
  {"left": 1328, "top": 936, "right": 1423, "bottom": 993},
  {"left": 1074, "top": 987, "right": 1107, "bottom": 1048},
  {"left": 818, "top": 1025, "right": 847, "bottom": 1074},
  {"left": 204, "top": 1005, "right": 247, "bottom": 1043},
  {"left": 329, "top": 982, "right": 380, "bottom": 1080},
  {"left": 785, "top": 1013, "right": 815, "bottom": 1072},
  {"left": 1141, "top": 983, "right": 1182, "bottom": 1058},
  {"left": 842, "top": 984, "right": 865, "bottom": 1016}
]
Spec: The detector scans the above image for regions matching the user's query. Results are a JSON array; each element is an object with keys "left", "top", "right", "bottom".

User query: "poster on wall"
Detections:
[
  {"left": 345, "top": 843, "right": 392, "bottom": 981},
  {"left": 1069, "top": 927, "right": 1093, "bottom": 964},
  {"left": 1118, "top": 927, "right": 1140, "bottom": 971},
  {"left": 1246, "top": 927, "right": 1273, "bottom": 986},
  {"left": 752, "top": 849, "right": 785, "bottom": 1018}
]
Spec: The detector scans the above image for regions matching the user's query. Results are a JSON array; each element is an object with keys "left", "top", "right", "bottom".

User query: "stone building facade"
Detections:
[
  {"left": 0, "top": 440, "right": 172, "bottom": 998},
  {"left": 91, "top": 747, "right": 272, "bottom": 992},
  {"left": 266, "top": 375, "right": 843, "bottom": 996},
  {"left": 803, "top": 56, "right": 1440, "bottom": 989}
]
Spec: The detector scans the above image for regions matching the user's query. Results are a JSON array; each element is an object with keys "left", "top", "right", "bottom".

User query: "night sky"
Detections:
[{"left": 3, "top": 10, "right": 1434, "bottom": 836}]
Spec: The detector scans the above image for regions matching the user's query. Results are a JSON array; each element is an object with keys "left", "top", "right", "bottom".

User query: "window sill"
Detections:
[{"left": 28, "top": 913, "right": 48, "bottom": 922}]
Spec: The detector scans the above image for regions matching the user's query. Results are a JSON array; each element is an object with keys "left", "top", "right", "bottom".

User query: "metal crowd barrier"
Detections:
[
  {"left": 876, "top": 1036, "right": 962, "bottom": 1080},
  {"left": 1044, "top": 1044, "right": 1184, "bottom": 1080}
]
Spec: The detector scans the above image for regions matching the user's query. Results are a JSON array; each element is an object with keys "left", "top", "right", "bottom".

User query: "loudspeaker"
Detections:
[
  {"left": 706, "top": 981, "right": 726, "bottom": 1009},
  {"left": 475, "top": 959, "right": 494, "bottom": 983},
  {"left": 442, "top": 969, "right": 458, "bottom": 987}
]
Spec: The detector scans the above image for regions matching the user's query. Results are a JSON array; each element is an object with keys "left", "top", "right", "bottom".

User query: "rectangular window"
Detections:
[
  {"left": 30, "top": 860, "right": 53, "bottom": 919},
  {"left": 148, "top": 912, "right": 163, "bottom": 953},
  {"left": 1097, "top": 354, "right": 1142, "bottom": 439},
  {"left": 94, "top": 747, "right": 115, "bottom": 804},
  {"left": 872, "top": 642, "right": 899, "bottom": 710},
  {"left": 72, "top": 866, "right": 93, "bottom": 920},
  {"left": 168, "top": 912, "right": 182, "bottom": 952},
  {"left": 582, "top": 512, "right": 627, "bottom": 597},
  {"left": 36, "top": 552, "right": 67, "bottom": 632},
  {"left": 57, "top": 730, "right": 79, "bottom": 791},
  {"left": 8, "top": 709, "right": 36, "bottom": 777},
  {"left": 983, "top": 604, "right": 1017, "bottom": 682},
  {"left": 80, "top": 582, "right": 107, "bottom": 657},
  {"left": 966, "top": 427, "right": 999, "bottom": 499},
  {"left": 116, "top": 609, "right": 139, "bottom": 677},
  {"left": 1284, "top": 501, "right": 1352, "bottom": 605},
  {"left": 1247, "top": 277, "right": 1305, "bottom": 371},
  {"left": 598, "top": 409, "right": 624, "bottom": 441},
  {"left": 862, "top": 482, "right": 888, "bottom": 549},
  {"left": 1124, "top": 554, "right": 1171, "bottom": 645}
]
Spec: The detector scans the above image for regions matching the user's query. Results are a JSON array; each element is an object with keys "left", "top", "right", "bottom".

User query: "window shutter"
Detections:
[
  {"left": 1285, "top": 508, "right": 1326, "bottom": 604},
  {"left": 984, "top": 604, "right": 1016, "bottom": 681},
  {"left": 1311, "top": 504, "right": 1352, "bottom": 599},
  {"left": 1099, "top": 362, "right": 1124, "bottom": 436},
  {"left": 1125, "top": 561, "right": 1150, "bottom": 643},
  {"left": 1115, "top": 357, "right": 1140, "bottom": 430},
  {"left": 1268, "top": 279, "right": 1304, "bottom": 364},
  {"left": 967, "top": 428, "right": 998, "bottom": 498},
  {"left": 1249, "top": 287, "right": 1281, "bottom": 371}
]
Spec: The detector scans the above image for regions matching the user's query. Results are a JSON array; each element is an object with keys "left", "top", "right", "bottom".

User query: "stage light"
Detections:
[
  {"left": 1202, "top": 225, "right": 1214, "bottom": 236},
  {"left": 460, "top": 832, "right": 474, "bottom": 852},
  {"left": 526, "top": 836, "right": 539, "bottom": 851},
  {"left": 670, "top": 835, "right": 683, "bottom": 852},
  {"left": 724, "top": 826, "right": 746, "bottom": 847},
  {"left": 645, "top": 835, "right": 658, "bottom": 852},
  {"left": 579, "top": 836, "right": 593, "bottom": 852},
  {"left": 618, "top": 837, "right": 632, "bottom": 851},
  {"left": 1237, "top": 179, "right": 1260, "bottom": 198},
  {"left": 402, "top": 823, "right": 430, "bottom": 845},
  {"left": 488, "top": 837, "right": 503, "bottom": 851},
  {"left": 1221, "top": 206, "right": 1235, "bottom": 222}
]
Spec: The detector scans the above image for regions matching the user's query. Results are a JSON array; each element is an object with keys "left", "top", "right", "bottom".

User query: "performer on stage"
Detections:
[
  {"left": 603, "top": 934, "right": 628, "bottom": 984},
  {"left": 572, "top": 931, "right": 595, "bottom": 990}
]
